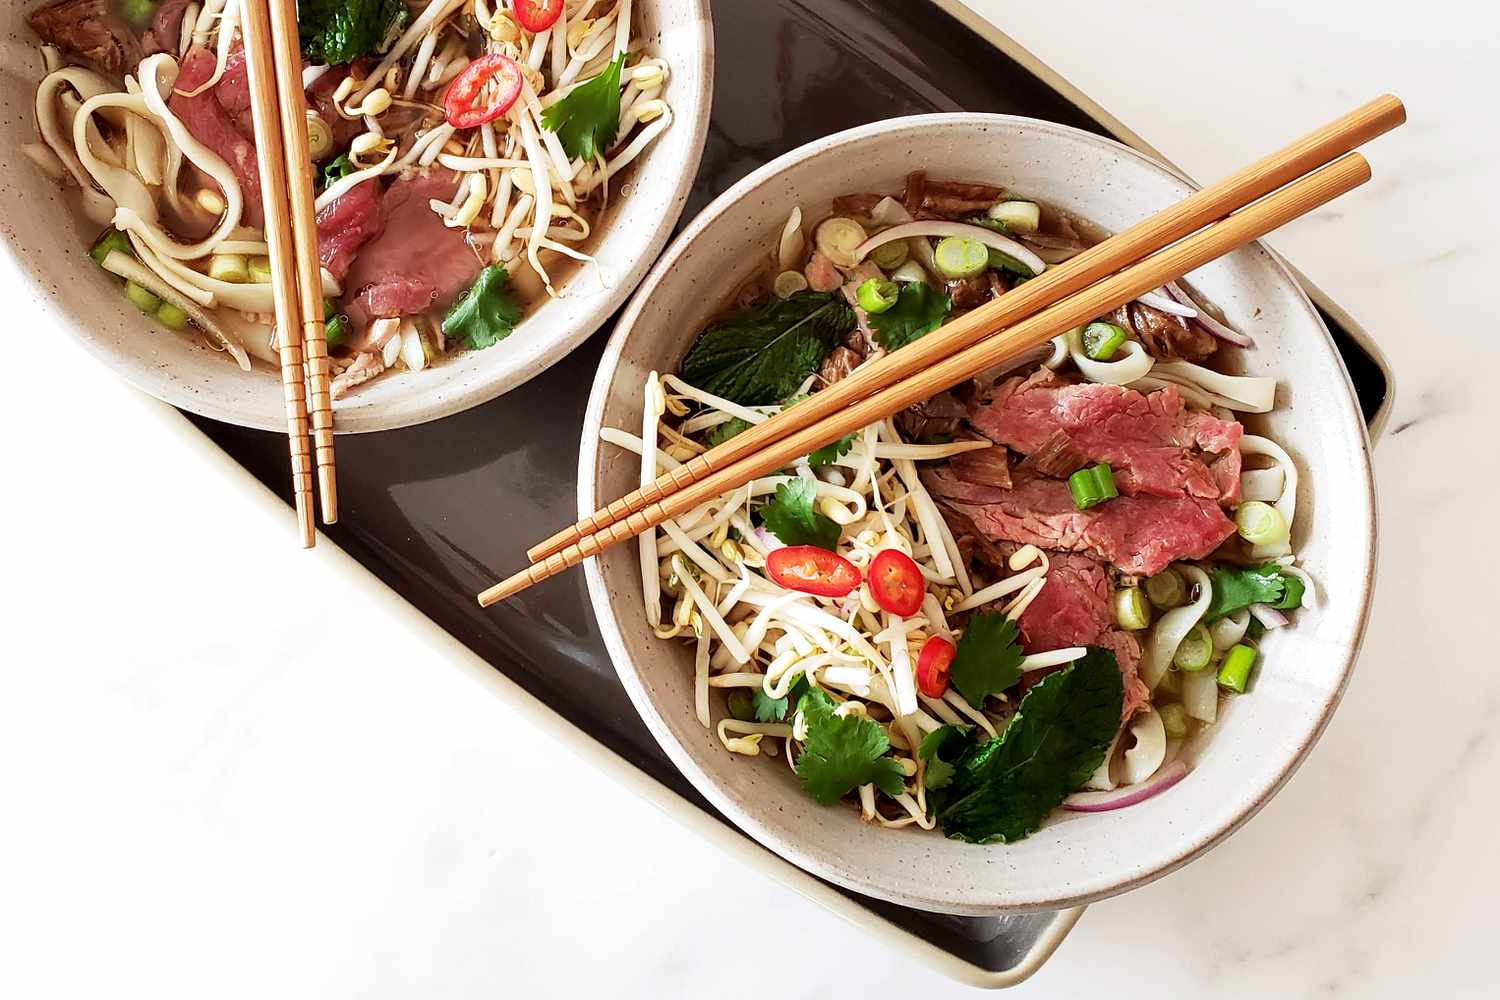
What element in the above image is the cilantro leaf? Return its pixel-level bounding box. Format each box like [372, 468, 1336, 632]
[681, 292, 855, 406]
[808, 432, 856, 467]
[299, 0, 407, 66]
[759, 479, 842, 550]
[949, 613, 1024, 707]
[868, 281, 951, 350]
[442, 265, 523, 350]
[917, 724, 972, 792]
[1204, 563, 1302, 621]
[794, 689, 906, 805]
[934, 649, 1124, 843]
[541, 53, 626, 161]
[963, 215, 1012, 234]
[753, 672, 808, 723]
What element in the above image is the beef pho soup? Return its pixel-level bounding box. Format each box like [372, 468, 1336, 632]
[23, 0, 673, 398]
[608, 172, 1307, 843]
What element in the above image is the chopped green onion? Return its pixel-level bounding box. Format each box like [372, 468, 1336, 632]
[726, 689, 756, 722]
[121, 0, 157, 29]
[90, 227, 133, 267]
[1158, 702, 1190, 739]
[986, 200, 1041, 233]
[1217, 643, 1257, 693]
[155, 302, 189, 330]
[1145, 568, 1187, 610]
[1235, 501, 1289, 546]
[323, 299, 348, 347]
[305, 112, 334, 161]
[1173, 623, 1213, 671]
[1068, 462, 1117, 510]
[124, 280, 161, 315]
[1114, 586, 1151, 630]
[933, 236, 989, 279]
[208, 253, 249, 284]
[1082, 320, 1128, 361]
[869, 237, 909, 270]
[248, 256, 274, 284]
[815, 216, 866, 268]
[987, 247, 1036, 278]
[856, 277, 899, 314]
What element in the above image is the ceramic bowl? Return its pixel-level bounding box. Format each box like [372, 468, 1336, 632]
[579, 114, 1376, 915]
[0, 1, 712, 433]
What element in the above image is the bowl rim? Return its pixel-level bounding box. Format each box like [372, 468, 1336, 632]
[579, 111, 1377, 914]
[0, 0, 714, 435]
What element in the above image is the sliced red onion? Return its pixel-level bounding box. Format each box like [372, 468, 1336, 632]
[1063, 760, 1189, 812]
[1248, 602, 1289, 629]
[1137, 288, 1197, 318]
[752, 526, 785, 553]
[1166, 280, 1253, 347]
[852, 221, 1047, 276]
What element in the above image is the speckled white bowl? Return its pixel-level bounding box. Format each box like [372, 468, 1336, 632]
[580, 114, 1376, 915]
[0, 2, 712, 432]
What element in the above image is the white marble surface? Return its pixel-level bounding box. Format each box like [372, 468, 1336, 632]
[2, 0, 1495, 995]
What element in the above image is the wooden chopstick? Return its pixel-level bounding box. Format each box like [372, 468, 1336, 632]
[478, 151, 1373, 606]
[264, 0, 338, 525]
[525, 95, 1405, 566]
[238, 0, 316, 546]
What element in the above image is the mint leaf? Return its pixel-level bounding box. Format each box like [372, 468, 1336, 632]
[869, 281, 951, 350]
[917, 724, 972, 792]
[299, 0, 407, 66]
[794, 689, 906, 805]
[706, 417, 752, 447]
[1204, 563, 1297, 621]
[949, 613, 1024, 707]
[541, 53, 625, 161]
[442, 265, 523, 350]
[759, 479, 841, 550]
[935, 649, 1124, 843]
[681, 292, 855, 405]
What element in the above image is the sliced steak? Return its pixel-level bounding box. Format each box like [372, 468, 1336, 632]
[948, 445, 1011, 490]
[1016, 428, 1089, 478]
[1113, 301, 1218, 362]
[895, 390, 967, 441]
[972, 375, 1243, 502]
[141, 0, 193, 56]
[818, 346, 862, 386]
[29, 0, 142, 75]
[923, 468, 1235, 577]
[831, 193, 887, 217]
[944, 274, 991, 310]
[316, 180, 383, 281]
[169, 47, 264, 227]
[1011, 551, 1148, 720]
[342, 168, 482, 327]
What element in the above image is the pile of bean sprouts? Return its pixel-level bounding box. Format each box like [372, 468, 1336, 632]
[24, 0, 671, 371]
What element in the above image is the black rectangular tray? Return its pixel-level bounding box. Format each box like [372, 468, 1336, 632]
[184, 0, 1390, 985]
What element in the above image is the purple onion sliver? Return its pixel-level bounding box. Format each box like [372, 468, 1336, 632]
[1063, 760, 1191, 812]
[1137, 288, 1197, 318]
[1249, 602, 1289, 629]
[1166, 280, 1253, 347]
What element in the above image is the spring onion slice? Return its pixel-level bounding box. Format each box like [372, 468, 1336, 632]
[101, 250, 250, 370]
[1143, 564, 1211, 689]
[852, 220, 1046, 277]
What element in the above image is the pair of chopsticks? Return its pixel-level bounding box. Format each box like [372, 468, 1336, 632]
[478, 95, 1406, 606]
[240, 0, 338, 547]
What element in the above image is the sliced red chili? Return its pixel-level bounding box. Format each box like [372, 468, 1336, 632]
[915, 636, 956, 699]
[868, 549, 925, 616]
[513, 0, 564, 32]
[443, 53, 523, 130]
[765, 545, 861, 598]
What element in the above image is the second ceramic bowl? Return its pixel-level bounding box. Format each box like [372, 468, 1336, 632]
[579, 113, 1376, 915]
